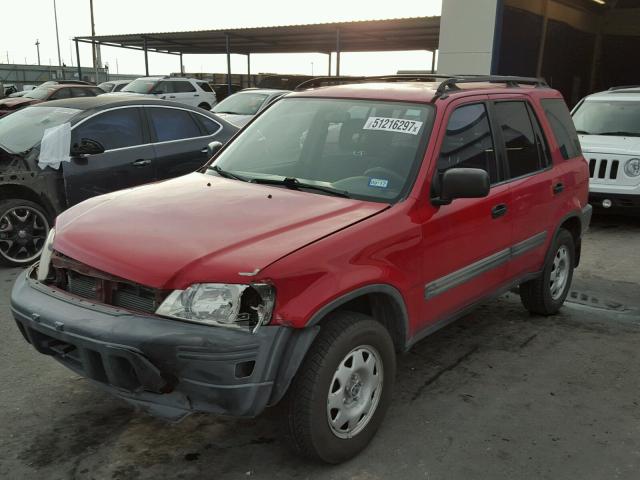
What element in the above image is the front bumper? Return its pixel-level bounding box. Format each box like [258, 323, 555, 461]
[11, 268, 318, 420]
[589, 192, 640, 213]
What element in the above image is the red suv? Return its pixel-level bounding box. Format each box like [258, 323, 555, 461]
[11, 76, 591, 463]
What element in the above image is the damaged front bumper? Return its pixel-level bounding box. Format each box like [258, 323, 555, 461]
[11, 268, 317, 420]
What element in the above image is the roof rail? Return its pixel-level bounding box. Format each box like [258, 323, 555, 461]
[432, 75, 547, 100]
[294, 74, 548, 98]
[608, 85, 640, 91]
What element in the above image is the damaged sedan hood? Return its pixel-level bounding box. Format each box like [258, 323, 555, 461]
[54, 173, 388, 289]
[0, 97, 37, 109]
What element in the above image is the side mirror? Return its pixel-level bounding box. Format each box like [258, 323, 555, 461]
[207, 140, 223, 158]
[70, 138, 105, 157]
[432, 168, 490, 206]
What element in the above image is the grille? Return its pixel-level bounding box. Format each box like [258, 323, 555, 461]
[48, 264, 163, 315]
[589, 158, 620, 180]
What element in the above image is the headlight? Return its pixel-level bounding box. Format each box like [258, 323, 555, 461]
[156, 283, 275, 333]
[36, 228, 55, 281]
[625, 158, 640, 177]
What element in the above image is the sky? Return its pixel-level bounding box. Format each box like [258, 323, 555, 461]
[0, 0, 441, 77]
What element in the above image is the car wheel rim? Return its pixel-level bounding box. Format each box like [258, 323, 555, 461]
[549, 245, 569, 300]
[0, 206, 49, 264]
[327, 345, 383, 439]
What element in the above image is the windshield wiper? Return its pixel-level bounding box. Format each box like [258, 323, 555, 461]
[213, 111, 240, 115]
[597, 131, 640, 137]
[250, 177, 351, 198]
[209, 164, 249, 182]
[575, 129, 591, 135]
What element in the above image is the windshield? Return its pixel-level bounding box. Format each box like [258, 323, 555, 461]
[213, 92, 269, 115]
[0, 106, 80, 153]
[121, 79, 157, 94]
[210, 97, 433, 203]
[24, 88, 53, 100]
[572, 99, 640, 136]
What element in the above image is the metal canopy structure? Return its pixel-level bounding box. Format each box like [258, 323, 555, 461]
[73, 16, 441, 92]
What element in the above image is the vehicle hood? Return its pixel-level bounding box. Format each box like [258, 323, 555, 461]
[214, 113, 254, 128]
[579, 134, 640, 156]
[0, 97, 37, 109]
[54, 173, 388, 289]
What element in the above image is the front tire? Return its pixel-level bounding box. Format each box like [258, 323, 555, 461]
[520, 228, 575, 315]
[284, 311, 396, 464]
[0, 199, 51, 267]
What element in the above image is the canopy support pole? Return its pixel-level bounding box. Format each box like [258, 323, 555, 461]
[335, 29, 341, 76]
[75, 39, 82, 80]
[225, 34, 232, 96]
[143, 37, 149, 76]
[247, 53, 251, 87]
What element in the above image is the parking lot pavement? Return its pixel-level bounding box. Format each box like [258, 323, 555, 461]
[0, 215, 638, 480]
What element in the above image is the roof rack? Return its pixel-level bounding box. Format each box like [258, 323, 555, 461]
[294, 74, 548, 99]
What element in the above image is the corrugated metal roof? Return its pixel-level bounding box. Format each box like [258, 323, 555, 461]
[75, 16, 440, 55]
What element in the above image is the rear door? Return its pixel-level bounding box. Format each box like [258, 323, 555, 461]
[145, 106, 222, 180]
[490, 97, 559, 279]
[171, 80, 198, 107]
[418, 97, 514, 328]
[63, 107, 156, 206]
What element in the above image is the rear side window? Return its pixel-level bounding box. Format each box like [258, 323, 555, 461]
[173, 81, 196, 93]
[494, 101, 544, 179]
[148, 108, 202, 142]
[438, 103, 499, 184]
[542, 98, 581, 159]
[197, 81, 213, 93]
[73, 108, 144, 150]
[71, 87, 93, 97]
[196, 115, 222, 135]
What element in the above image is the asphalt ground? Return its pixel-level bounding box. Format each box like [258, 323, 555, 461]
[0, 213, 638, 480]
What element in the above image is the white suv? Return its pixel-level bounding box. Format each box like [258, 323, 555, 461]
[572, 87, 640, 214]
[117, 76, 217, 110]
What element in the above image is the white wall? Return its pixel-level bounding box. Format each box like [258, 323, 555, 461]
[437, 0, 500, 75]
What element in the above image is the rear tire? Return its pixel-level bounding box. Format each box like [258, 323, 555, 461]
[284, 311, 396, 464]
[198, 102, 211, 110]
[0, 199, 51, 267]
[520, 228, 575, 315]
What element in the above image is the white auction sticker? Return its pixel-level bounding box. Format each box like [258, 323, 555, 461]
[363, 117, 423, 135]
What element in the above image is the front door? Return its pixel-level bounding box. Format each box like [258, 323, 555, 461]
[63, 107, 156, 206]
[418, 98, 513, 331]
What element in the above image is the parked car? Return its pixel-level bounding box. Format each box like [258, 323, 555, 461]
[572, 86, 640, 214]
[97, 80, 130, 93]
[2, 84, 18, 98]
[0, 84, 104, 118]
[41, 80, 93, 86]
[212, 88, 290, 127]
[116, 76, 217, 110]
[211, 83, 243, 102]
[11, 76, 590, 463]
[0, 95, 237, 266]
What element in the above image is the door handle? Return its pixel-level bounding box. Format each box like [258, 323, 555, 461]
[168, 95, 176, 99]
[194, 94, 200, 97]
[491, 203, 508, 219]
[132, 159, 152, 167]
[553, 182, 564, 194]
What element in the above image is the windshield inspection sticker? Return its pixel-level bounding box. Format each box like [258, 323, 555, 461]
[363, 117, 423, 135]
[369, 178, 389, 189]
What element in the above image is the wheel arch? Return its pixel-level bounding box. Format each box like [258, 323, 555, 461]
[550, 212, 583, 267]
[0, 184, 56, 219]
[306, 284, 410, 353]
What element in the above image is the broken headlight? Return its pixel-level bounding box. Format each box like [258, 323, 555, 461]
[36, 228, 56, 282]
[155, 283, 275, 333]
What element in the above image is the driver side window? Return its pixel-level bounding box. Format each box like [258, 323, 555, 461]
[438, 103, 499, 184]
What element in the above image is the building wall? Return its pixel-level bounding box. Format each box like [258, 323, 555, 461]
[437, 0, 500, 75]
